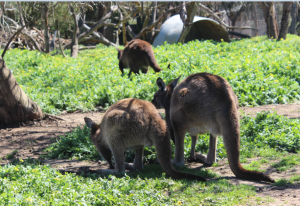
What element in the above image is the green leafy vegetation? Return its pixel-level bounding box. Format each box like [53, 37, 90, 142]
[0, 160, 257, 205]
[273, 175, 300, 186]
[3, 35, 300, 114]
[45, 126, 101, 160]
[271, 154, 300, 171]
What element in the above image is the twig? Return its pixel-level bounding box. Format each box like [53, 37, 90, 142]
[43, 113, 67, 121]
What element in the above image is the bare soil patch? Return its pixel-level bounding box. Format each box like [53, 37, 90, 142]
[1, 104, 300, 205]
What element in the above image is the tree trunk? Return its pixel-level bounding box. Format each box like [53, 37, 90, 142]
[17, 2, 25, 28]
[177, 2, 197, 44]
[278, 2, 292, 40]
[166, 3, 173, 19]
[288, 2, 298, 34]
[97, 2, 106, 34]
[1, 2, 5, 16]
[70, 4, 79, 58]
[43, 3, 50, 53]
[142, 4, 151, 41]
[253, 3, 259, 36]
[151, 2, 157, 38]
[156, 4, 165, 30]
[56, 20, 66, 57]
[0, 57, 43, 125]
[258, 2, 279, 39]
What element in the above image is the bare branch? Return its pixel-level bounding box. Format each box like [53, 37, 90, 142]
[2, 25, 26, 58]
[2, 15, 42, 52]
[126, 25, 136, 39]
[178, 2, 197, 44]
[80, 24, 117, 48]
[21, 31, 42, 52]
[64, 5, 118, 49]
[198, 2, 258, 31]
[134, 5, 181, 39]
[77, 5, 118, 41]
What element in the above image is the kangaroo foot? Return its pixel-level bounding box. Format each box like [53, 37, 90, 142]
[125, 162, 135, 170]
[125, 162, 143, 171]
[195, 153, 214, 166]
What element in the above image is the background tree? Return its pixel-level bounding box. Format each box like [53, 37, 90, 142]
[258, 2, 279, 39]
[0, 31, 43, 125]
[288, 2, 298, 34]
[278, 2, 292, 40]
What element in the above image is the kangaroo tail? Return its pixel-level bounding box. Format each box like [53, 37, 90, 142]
[147, 50, 162, 73]
[154, 130, 206, 181]
[221, 111, 274, 183]
[225, 137, 274, 182]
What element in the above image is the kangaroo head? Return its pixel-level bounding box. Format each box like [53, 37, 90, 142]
[152, 76, 181, 110]
[84, 117, 100, 145]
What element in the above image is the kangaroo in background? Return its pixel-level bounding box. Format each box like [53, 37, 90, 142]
[152, 73, 274, 183]
[117, 39, 162, 77]
[84, 98, 206, 181]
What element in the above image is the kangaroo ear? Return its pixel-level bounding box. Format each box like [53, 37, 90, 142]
[169, 75, 181, 89]
[84, 117, 95, 129]
[117, 49, 121, 59]
[156, 77, 166, 91]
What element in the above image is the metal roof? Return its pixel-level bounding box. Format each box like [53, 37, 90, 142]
[153, 14, 229, 47]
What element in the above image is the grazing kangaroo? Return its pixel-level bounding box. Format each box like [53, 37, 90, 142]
[117, 39, 162, 77]
[152, 73, 274, 183]
[84, 98, 206, 181]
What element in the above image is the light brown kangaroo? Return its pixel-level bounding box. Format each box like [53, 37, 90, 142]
[84, 98, 206, 181]
[117, 39, 162, 77]
[152, 73, 274, 183]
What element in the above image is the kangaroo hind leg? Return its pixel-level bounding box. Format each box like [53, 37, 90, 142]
[125, 146, 144, 171]
[189, 135, 198, 162]
[191, 134, 217, 165]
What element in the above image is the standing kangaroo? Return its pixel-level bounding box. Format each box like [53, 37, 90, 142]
[84, 98, 206, 181]
[117, 39, 162, 77]
[152, 73, 274, 183]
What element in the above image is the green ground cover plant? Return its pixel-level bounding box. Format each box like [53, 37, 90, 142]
[0, 159, 258, 206]
[2, 35, 300, 114]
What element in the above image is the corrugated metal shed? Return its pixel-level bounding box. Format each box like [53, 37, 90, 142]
[153, 14, 230, 47]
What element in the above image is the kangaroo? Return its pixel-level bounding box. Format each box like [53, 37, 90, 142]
[152, 73, 274, 183]
[84, 98, 206, 181]
[117, 39, 162, 77]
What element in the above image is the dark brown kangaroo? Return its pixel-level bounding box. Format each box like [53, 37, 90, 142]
[152, 73, 274, 183]
[84, 98, 206, 181]
[117, 39, 162, 77]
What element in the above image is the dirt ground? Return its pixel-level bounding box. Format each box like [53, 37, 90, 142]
[1, 104, 300, 205]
